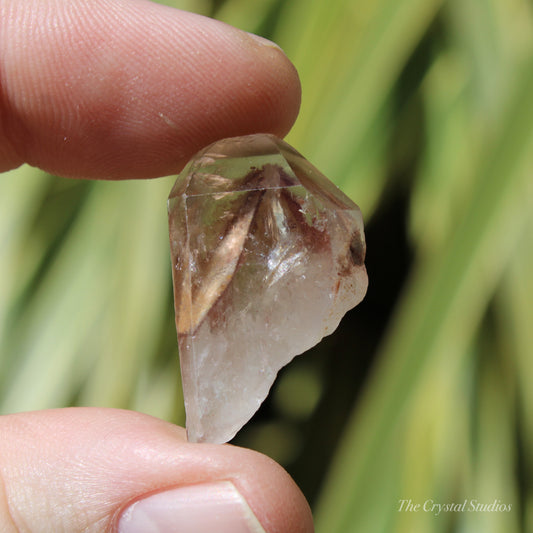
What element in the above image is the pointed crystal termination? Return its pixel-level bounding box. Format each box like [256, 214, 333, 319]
[168, 134, 368, 443]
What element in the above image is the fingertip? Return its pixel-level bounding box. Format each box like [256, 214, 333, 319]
[0, 408, 313, 533]
[0, 0, 301, 179]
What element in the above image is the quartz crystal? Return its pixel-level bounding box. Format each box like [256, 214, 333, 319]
[168, 134, 368, 443]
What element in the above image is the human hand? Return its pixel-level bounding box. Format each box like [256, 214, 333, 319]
[0, 409, 313, 532]
[0, 0, 300, 179]
[0, 1, 309, 531]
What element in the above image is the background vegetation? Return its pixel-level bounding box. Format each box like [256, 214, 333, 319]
[1, 0, 532, 532]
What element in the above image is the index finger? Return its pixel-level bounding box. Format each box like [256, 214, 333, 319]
[0, 0, 301, 179]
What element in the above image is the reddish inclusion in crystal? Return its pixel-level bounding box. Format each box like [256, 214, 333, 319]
[168, 134, 368, 443]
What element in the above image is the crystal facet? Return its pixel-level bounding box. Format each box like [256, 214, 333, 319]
[168, 134, 368, 443]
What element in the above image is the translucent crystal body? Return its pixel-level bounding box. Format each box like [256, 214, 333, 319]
[168, 134, 368, 443]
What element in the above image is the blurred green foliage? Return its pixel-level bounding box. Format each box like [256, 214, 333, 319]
[1, 0, 532, 532]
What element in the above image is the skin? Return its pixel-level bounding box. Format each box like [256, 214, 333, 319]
[0, 1, 311, 531]
[0, 0, 300, 178]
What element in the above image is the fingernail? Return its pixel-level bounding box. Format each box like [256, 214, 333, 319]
[118, 481, 266, 533]
[246, 32, 284, 52]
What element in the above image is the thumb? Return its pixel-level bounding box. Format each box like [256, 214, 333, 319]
[0, 408, 314, 533]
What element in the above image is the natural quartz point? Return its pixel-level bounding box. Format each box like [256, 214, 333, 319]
[168, 133, 368, 444]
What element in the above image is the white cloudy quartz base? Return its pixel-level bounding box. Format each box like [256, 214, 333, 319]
[168, 134, 368, 443]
